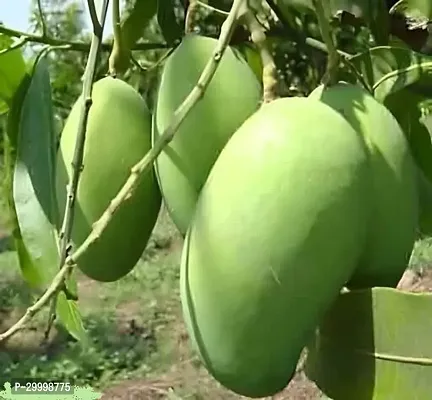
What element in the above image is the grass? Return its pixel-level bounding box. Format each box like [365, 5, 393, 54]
[0, 207, 432, 399]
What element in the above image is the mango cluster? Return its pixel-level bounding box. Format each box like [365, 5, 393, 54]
[55, 33, 420, 398]
[155, 36, 419, 397]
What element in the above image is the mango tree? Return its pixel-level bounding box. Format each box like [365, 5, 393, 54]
[0, 0, 431, 398]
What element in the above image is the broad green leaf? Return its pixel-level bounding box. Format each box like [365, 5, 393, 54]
[121, 0, 158, 50]
[349, 46, 432, 102]
[305, 287, 432, 400]
[276, 0, 389, 44]
[384, 82, 432, 182]
[0, 33, 27, 115]
[157, 0, 183, 45]
[13, 54, 59, 289]
[4, 74, 46, 288]
[391, 0, 432, 22]
[56, 290, 88, 344]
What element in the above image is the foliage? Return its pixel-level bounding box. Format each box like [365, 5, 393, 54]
[0, 0, 431, 398]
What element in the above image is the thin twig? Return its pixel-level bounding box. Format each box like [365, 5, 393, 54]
[242, 9, 279, 103]
[0, 0, 247, 343]
[0, 25, 168, 52]
[0, 264, 73, 342]
[87, 0, 103, 35]
[196, 1, 229, 16]
[36, 0, 48, 37]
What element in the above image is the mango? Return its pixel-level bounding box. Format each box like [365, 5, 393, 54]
[180, 97, 371, 397]
[56, 77, 161, 282]
[152, 34, 262, 235]
[309, 82, 419, 289]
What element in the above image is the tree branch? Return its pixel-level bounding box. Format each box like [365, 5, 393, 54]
[0, 24, 168, 52]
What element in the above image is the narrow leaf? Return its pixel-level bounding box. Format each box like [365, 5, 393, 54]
[349, 46, 432, 101]
[56, 290, 88, 345]
[157, 0, 183, 45]
[306, 287, 432, 400]
[4, 74, 46, 288]
[121, 0, 158, 50]
[0, 33, 27, 115]
[12, 54, 59, 289]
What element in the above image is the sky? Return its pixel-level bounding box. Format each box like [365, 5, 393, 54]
[2, 0, 114, 39]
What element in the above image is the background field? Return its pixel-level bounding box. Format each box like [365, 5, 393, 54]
[1, 201, 432, 400]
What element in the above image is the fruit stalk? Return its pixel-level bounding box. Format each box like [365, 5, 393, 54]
[242, 9, 279, 103]
[0, 0, 247, 343]
[312, 0, 339, 86]
[108, 0, 130, 76]
[185, 0, 199, 34]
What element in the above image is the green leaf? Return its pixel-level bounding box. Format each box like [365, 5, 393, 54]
[121, 0, 158, 50]
[4, 74, 46, 288]
[56, 290, 88, 344]
[391, 0, 432, 22]
[349, 46, 432, 102]
[0, 33, 27, 115]
[157, 0, 183, 45]
[384, 82, 432, 182]
[305, 287, 432, 400]
[12, 54, 60, 289]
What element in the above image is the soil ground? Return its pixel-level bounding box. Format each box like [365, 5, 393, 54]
[1, 208, 432, 400]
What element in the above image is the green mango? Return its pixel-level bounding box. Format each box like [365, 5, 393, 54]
[180, 97, 371, 398]
[56, 77, 161, 282]
[309, 82, 419, 289]
[152, 34, 262, 235]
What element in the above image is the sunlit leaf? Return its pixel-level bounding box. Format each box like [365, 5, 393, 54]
[0, 33, 27, 115]
[306, 287, 432, 400]
[56, 290, 89, 344]
[349, 46, 432, 101]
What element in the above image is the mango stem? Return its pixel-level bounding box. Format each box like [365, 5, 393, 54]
[108, 0, 130, 76]
[312, 0, 339, 87]
[242, 9, 279, 103]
